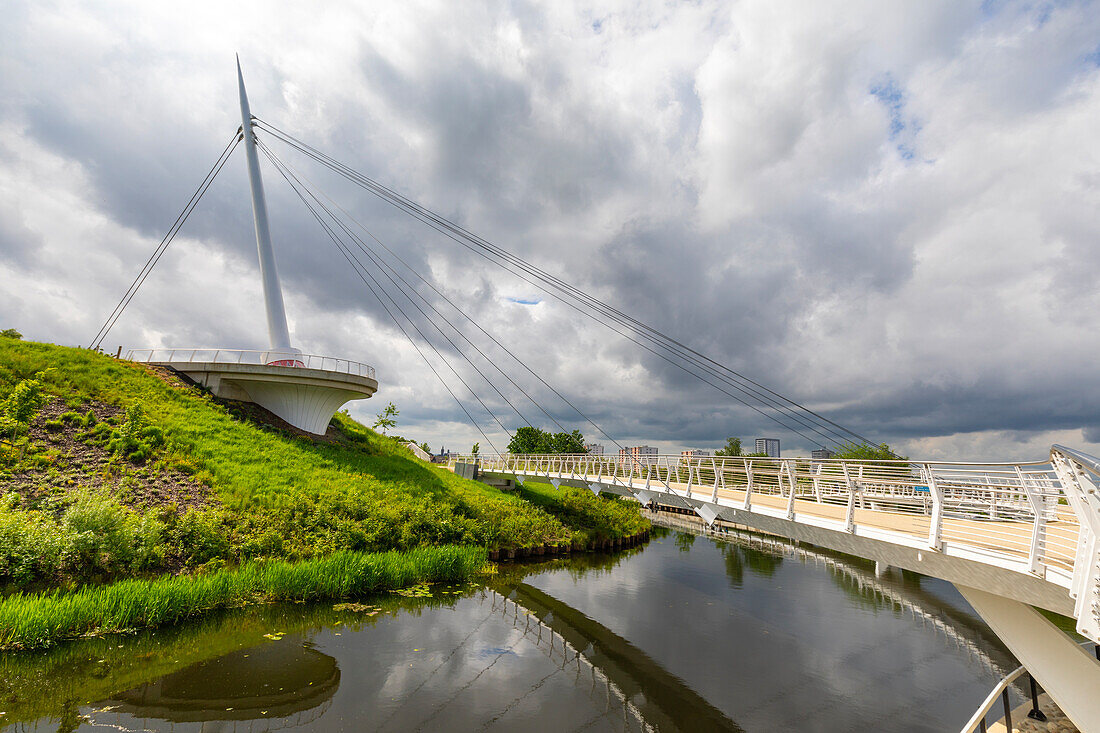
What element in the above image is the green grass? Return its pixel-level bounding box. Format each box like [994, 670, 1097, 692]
[0, 340, 571, 578]
[0, 544, 486, 650]
[0, 338, 646, 648]
[517, 481, 650, 546]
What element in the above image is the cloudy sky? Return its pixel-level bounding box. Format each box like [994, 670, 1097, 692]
[2, 0, 1099, 461]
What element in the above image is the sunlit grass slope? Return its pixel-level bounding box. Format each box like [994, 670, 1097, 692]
[0, 339, 567, 577]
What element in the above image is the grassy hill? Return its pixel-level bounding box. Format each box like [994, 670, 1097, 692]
[0, 336, 647, 648]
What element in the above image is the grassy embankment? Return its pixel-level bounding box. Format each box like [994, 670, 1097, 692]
[0, 338, 647, 648]
[513, 481, 650, 551]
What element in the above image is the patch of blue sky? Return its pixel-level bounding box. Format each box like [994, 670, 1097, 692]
[979, 0, 1004, 17]
[505, 296, 542, 306]
[1086, 42, 1100, 67]
[870, 74, 921, 162]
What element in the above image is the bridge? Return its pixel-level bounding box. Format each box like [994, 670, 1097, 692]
[457, 445, 1100, 730]
[92, 60, 1100, 732]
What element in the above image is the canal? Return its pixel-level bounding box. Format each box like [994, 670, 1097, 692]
[0, 523, 1021, 732]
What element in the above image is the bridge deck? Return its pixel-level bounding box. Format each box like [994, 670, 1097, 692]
[664, 480, 1079, 574]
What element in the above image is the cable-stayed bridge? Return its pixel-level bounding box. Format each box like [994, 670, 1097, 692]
[95, 61, 1100, 731]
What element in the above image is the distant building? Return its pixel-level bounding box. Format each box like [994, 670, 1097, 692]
[585, 443, 605, 456]
[619, 445, 658, 466]
[681, 449, 711, 460]
[755, 438, 780, 458]
[812, 448, 835, 460]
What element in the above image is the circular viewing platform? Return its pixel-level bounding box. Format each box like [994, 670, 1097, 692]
[127, 348, 378, 435]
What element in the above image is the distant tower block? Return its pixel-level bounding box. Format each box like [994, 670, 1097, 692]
[128, 59, 377, 434]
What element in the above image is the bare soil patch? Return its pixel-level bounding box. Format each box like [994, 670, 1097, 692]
[6, 397, 218, 517]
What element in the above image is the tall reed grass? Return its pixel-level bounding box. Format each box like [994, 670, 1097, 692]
[0, 545, 486, 650]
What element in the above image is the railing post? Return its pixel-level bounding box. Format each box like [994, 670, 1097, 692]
[1027, 674, 1047, 721]
[843, 462, 856, 533]
[743, 459, 753, 511]
[926, 464, 944, 551]
[784, 460, 796, 520]
[1015, 465, 1047, 575]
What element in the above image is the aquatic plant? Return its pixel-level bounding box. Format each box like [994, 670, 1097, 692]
[0, 545, 487, 650]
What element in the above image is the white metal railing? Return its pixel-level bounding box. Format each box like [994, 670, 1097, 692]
[959, 639, 1098, 732]
[125, 347, 376, 379]
[450, 449, 1098, 598]
[959, 663, 1028, 733]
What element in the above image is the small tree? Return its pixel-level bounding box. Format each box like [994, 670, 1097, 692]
[420, 442, 431, 455]
[715, 437, 742, 457]
[372, 402, 398, 435]
[0, 328, 22, 340]
[1, 372, 47, 443]
[471, 442, 480, 456]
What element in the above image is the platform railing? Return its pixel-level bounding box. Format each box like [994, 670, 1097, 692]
[451, 451, 1084, 588]
[126, 347, 376, 379]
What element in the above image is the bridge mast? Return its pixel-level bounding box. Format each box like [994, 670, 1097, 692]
[236, 56, 293, 352]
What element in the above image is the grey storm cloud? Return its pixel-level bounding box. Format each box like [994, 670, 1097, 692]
[1, 0, 1100, 461]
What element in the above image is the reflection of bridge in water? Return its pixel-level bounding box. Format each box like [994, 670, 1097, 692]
[485, 518, 1062, 733]
[483, 584, 743, 733]
[650, 511, 1020, 681]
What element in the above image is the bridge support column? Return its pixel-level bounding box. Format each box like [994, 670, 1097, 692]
[955, 584, 1100, 732]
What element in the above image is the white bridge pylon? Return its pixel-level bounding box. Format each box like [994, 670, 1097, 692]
[458, 445, 1100, 731]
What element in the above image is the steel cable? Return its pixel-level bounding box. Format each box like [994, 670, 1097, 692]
[90, 129, 242, 350]
[253, 119, 871, 449]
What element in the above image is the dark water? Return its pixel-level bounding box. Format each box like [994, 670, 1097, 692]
[0, 525, 1021, 732]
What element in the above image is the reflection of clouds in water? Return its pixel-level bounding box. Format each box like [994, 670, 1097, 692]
[528, 524, 1015, 732]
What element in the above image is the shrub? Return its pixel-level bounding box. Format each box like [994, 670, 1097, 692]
[0, 495, 61, 584]
[173, 510, 229, 566]
[60, 494, 137, 573]
[106, 403, 164, 463]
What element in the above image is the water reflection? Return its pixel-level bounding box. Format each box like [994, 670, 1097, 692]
[719, 541, 783, 588]
[0, 525, 1027, 733]
[493, 582, 743, 732]
[105, 640, 339, 723]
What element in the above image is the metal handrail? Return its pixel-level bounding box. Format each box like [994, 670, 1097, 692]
[959, 664, 1026, 733]
[1052, 444, 1100, 476]
[125, 347, 376, 379]
[450, 450, 1084, 587]
[959, 640, 1097, 732]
